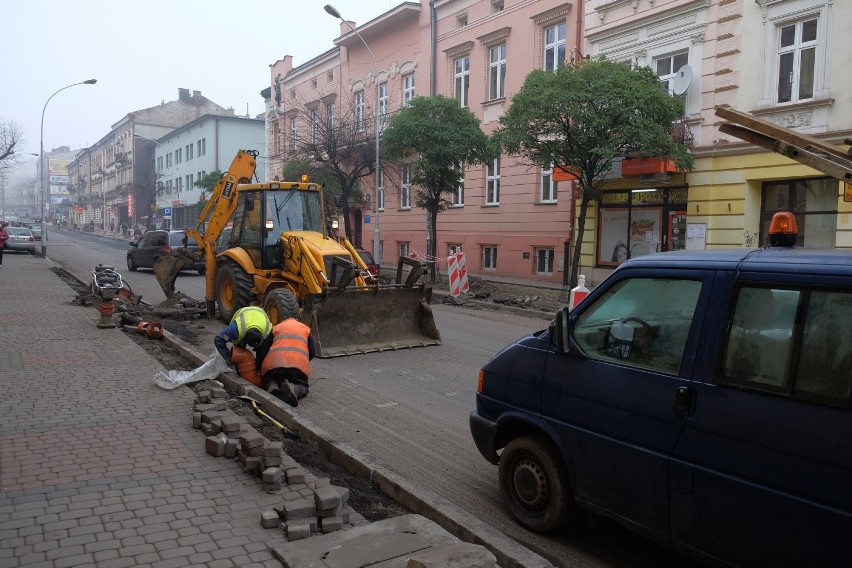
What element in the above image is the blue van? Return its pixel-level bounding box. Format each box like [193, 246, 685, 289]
[470, 214, 852, 567]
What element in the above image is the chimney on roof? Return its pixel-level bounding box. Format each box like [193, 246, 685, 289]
[193, 90, 201, 98]
[178, 88, 190, 101]
[341, 20, 356, 36]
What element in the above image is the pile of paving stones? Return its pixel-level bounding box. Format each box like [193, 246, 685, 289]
[192, 388, 366, 541]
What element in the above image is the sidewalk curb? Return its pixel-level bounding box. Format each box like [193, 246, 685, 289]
[162, 329, 554, 568]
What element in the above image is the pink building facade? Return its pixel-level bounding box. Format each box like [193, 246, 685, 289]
[267, 0, 851, 287]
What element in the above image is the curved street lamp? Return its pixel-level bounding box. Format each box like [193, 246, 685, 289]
[324, 4, 382, 264]
[39, 79, 97, 257]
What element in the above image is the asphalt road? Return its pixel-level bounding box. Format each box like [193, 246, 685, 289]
[44, 227, 702, 568]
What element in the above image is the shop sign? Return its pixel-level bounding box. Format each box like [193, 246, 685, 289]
[601, 192, 628, 205]
[845, 183, 852, 203]
[171, 199, 185, 206]
[553, 167, 579, 182]
[622, 157, 678, 176]
[128, 194, 134, 217]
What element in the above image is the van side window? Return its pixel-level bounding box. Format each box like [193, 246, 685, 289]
[573, 277, 702, 374]
[722, 286, 852, 407]
[723, 288, 798, 390]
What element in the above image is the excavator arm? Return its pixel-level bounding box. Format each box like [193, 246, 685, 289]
[153, 150, 258, 307]
[716, 107, 852, 183]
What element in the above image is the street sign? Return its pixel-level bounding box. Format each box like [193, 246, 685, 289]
[365, 215, 371, 223]
[163, 207, 172, 219]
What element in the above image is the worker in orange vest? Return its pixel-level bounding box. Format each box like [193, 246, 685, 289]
[256, 311, 315, 407]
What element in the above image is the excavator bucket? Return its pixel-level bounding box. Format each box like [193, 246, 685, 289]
[302, 285, 441, 358]
[153, 248, 201, 299]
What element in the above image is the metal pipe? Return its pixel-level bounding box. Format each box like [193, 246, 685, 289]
[324, 4, 382, 264]
[39, 79, 97, 256]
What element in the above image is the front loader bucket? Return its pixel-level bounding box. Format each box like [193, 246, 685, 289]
[302, 285, 441, 358]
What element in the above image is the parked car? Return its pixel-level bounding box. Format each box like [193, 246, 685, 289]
[470, 211, 852, 568]
[5, 227, 36, 253]
[24, 222, 42, 240]
[355, 247, 379, 278]
[127, 230, 204, 274]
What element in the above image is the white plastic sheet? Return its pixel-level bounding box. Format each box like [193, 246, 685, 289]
[153, 352, 230, 390]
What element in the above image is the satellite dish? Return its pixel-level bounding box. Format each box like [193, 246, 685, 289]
[672, 65, 693, 95]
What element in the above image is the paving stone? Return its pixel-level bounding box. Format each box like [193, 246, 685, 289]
[261, 455, 283, 468]
[224, 439, 238, 459]
[285, 468, 306, 485]
[262, 442, 283, 457]
[221, 416, 241, 434]
[321, 516, 343, 533]
[260, 511, 279, 529]
[239, 432, 264, 450]
[210, 388, 228, 399]
[261, 468, 282, 484]
[192, 412, 202, 429]
[285, 522, 312, 541]
[279, 498, 316, 521]
[314, 485, 343, 510]
[205, 436, 226, 457]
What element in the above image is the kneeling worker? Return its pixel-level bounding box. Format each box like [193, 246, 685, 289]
[256, 309, 315, 407]
[214, 306, 273, 367]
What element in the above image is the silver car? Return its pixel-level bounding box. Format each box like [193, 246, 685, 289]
[5, 227, 36, 253]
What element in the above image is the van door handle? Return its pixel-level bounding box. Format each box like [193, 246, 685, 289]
[673, 386, 691, 418]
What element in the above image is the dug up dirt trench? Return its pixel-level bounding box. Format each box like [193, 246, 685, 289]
[54, 266, 566, 523]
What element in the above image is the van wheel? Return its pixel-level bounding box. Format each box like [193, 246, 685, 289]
[216, 261, 253, 323]
[499, 435, 577, 533]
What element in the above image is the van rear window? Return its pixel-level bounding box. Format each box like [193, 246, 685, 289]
[721, 286, 852, 407]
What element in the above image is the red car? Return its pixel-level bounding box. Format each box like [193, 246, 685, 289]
[356, 248, 380, 278]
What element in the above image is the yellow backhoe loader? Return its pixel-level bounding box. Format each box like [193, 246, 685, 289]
[153, 149, 440, 357]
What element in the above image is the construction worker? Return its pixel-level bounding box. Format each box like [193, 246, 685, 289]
[255, 309, 315, 407]
[214, 306, 273, 366]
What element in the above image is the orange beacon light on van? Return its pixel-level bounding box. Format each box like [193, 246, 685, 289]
[768, 211, 798, 247]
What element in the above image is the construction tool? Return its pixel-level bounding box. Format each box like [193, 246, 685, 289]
[237, 396, 299, 440]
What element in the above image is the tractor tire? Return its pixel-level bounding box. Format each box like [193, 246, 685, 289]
[499, 435, 578, 533]
[263, 288, 299, 325]
[216, 260, 254, 323]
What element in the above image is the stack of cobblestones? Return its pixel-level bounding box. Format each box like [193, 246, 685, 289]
[192, 389, 366, 541]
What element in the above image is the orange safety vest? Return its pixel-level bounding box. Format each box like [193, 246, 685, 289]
[261, 318, 311, 379]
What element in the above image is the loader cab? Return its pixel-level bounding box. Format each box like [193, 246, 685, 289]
[229, 183, 325, 270]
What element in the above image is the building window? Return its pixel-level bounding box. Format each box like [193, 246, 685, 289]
[490, 0, 504, 14]
[310, 108, 319, 144]
[186, 144, 194, 161]
[326, 103, 335, 131]
[544, 22, 566, 72]
[355, 90, 365, 132]
[456, 13, 467, 28]
[399, 242, 410, 258]
[175, 148, 183, 164]
[176, 177, 183, 192]
[760, 177, 836, 248]
[655, 51, 689, 109]
[535, 248, 555, 275]
[451, 162, 464, 207]
[403, 73, 416, 106]
[311, 78, 317, 89]
[401, 165, 411, 209]
[486, 158, 500, 205]
[483, 246, 497, 270]
[777, 18, 817, 103]
[166, 153, 173, 168]
[489, 44, 507, 100]
[454, 56, 470, 108]
[377, 167, 385, 211]
[185, 174, 193, 191]
[541, 163, 557, 203]
[197, 139, 206, 157]
[378, 82, 389, 131]
[327, 70, 334, 83]
[157, 156, 163, 171]
[289, 116, 297, 151]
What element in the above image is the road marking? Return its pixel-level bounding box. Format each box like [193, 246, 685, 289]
[375, 402, 398, 408]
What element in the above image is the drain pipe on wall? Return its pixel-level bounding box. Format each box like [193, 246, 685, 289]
[430, 0, 436, 96]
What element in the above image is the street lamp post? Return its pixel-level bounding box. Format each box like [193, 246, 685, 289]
[39, 79, 97, 257]
[324, 4, 382, 264]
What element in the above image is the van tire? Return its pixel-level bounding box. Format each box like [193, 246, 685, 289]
[499, 435, 576, 533]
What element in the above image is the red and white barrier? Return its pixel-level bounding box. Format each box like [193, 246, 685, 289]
[448, 251, 470, 297]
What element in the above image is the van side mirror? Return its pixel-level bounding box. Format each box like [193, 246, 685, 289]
[550, 308, 571, 353]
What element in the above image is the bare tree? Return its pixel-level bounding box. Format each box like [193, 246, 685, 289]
[281, 90, 387, 241]
[0, 120, 25, 172]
